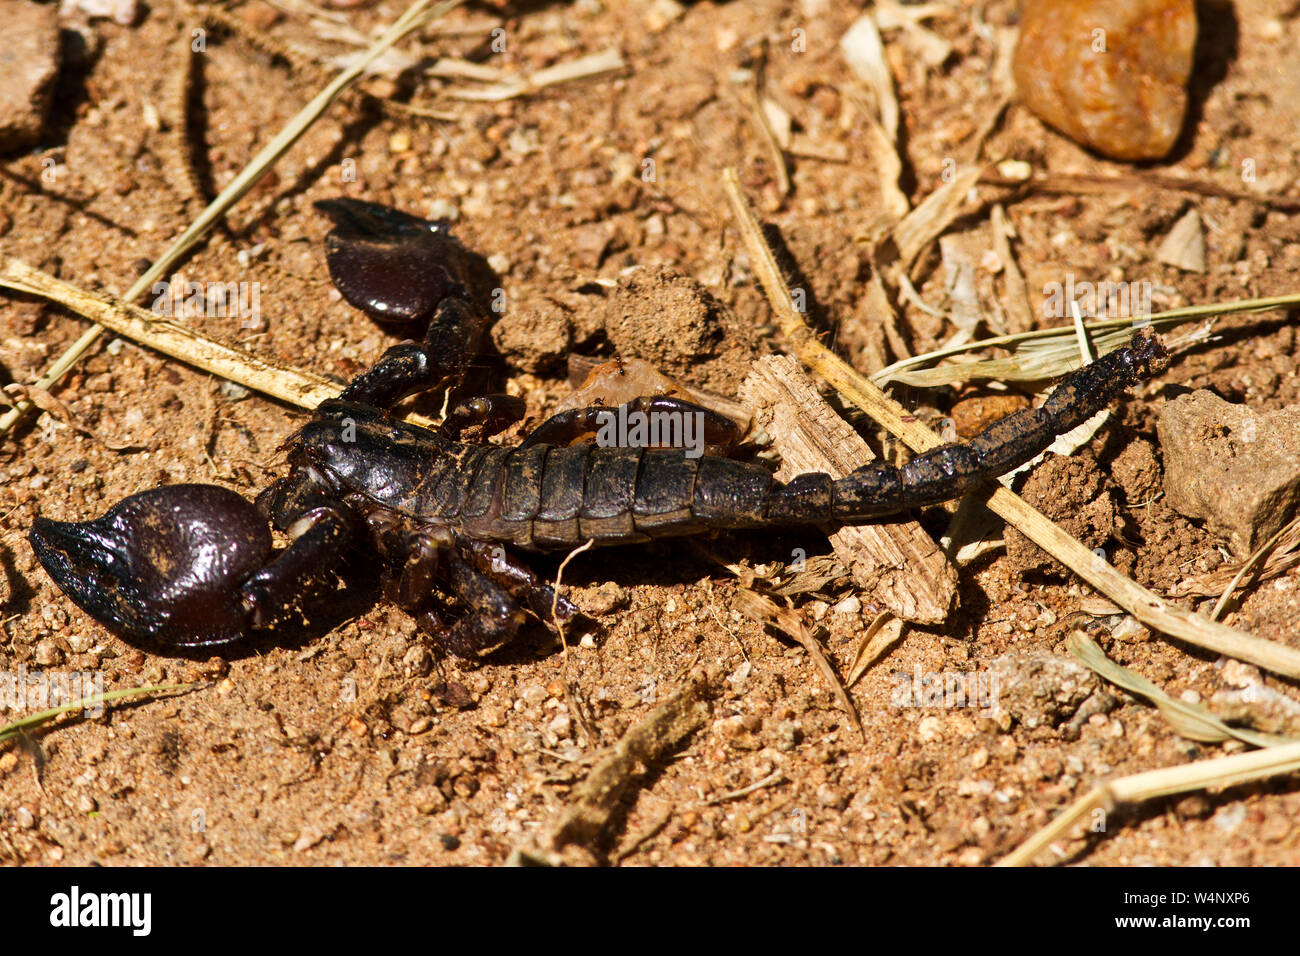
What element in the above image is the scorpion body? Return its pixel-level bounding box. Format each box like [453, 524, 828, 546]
[30, 199, 1169, 658]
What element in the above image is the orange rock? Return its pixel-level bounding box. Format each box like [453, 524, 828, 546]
[1013, 0, 1197, 161]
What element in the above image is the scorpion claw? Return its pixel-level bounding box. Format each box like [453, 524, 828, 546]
[316, 197, 462, 325]
[29, 485, 273, 648]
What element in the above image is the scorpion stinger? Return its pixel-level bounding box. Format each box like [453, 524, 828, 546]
[31, 199, 1170, 659]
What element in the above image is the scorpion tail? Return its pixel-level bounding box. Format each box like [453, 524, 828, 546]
[30, 485, 274, 649]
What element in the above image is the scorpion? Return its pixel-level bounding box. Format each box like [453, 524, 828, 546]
[29, 199, 1170, 658]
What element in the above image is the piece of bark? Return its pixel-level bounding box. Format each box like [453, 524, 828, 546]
[740, 355, 957, 624]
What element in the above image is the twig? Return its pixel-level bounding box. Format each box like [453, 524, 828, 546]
[545, 670, 714, 852]
[551, 539, 598, 746]
[703, 770, 787, 806]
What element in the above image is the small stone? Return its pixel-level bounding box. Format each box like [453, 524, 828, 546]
[1155, 208, 1206, 273]
[407, 717, 433, 735]
[1158, 390, 1300, 557]
[77, 794, 98, 814]
[0, 2, 61, 152]
[13, 806, 36, 829]
[830, 595, 861, 616]
[238, 1, 282, 30]
[426, 198, 459, 222]
[574, 582, 629, 616]
[34, 639, 64, 667]
[1013, 0, 1196, 161]
[917, 715, 943, 742]
[519, 684, 548, 707]
[950, 393, 1030, 439]
[401, 645, 432, 678]
[489, 296, 570, 374]
[293, 827, 325, 852]
[62, 0, 140, 26]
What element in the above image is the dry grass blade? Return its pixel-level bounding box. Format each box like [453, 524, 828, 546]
[846, 611, 904, 688]
[1068, 630, 1292, 748]
[0, 0, 465, 441]
[1210, 515, 1300, 620]
[887, 165, 985, 272]
[0, 683, 196, 744]
[443, 48, 625, 101]
[1172, 518, 1300, 600]
[0, 259, 364, 414]
[989, 203, 1033, 334]
[998, 739, 1300, 866]
[721, 167, 1300, 681]
[732, 588, 862, 740]
[872, 293, 1300, 387]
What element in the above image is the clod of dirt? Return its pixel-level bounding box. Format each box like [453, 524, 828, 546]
[1005, 455, 1116, 576]
[950, 393, 1030, 439]
[0, 1, 61, 153]
[604, 266, 758, 394]
[1012, 0, 1196, 161]
[987, 651, 1099, 732]
[489, 295, 573, 374]
[1109, 438, 1162, 503]
[1158, 389, 1300, 558]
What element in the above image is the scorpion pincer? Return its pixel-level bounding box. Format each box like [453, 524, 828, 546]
[29, 199, 1170, 658]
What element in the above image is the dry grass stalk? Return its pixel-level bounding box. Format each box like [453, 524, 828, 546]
[731, 589, 862, 740]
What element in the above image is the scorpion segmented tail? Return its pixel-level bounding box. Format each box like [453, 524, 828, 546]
[764, 329, 1170, 523]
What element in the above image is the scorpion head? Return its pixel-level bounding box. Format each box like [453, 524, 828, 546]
[29, 484, 273, 648]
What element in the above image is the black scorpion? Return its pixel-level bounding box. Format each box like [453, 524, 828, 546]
[29, 199, 1170, 658]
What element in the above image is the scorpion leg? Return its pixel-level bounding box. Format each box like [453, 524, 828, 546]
[29, 484, 354, 648]
[463, 540, 580, 626]
[441, 394, 527, 439]
[439, 552, 528, 657]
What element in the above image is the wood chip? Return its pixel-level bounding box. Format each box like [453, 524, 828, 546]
[740, 355, 958, 625]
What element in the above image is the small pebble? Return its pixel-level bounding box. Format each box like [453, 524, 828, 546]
[1013, 0, 1196, 160]
[0, 1, 61, 152]
[917, 715, 943, 742]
